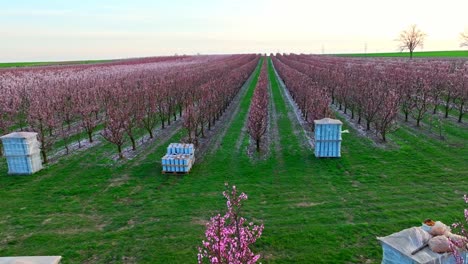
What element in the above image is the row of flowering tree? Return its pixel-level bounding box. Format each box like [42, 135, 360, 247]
[248, 59, 268, 152]
[271, 55, 331, 130]
[277, 54, 467, 141]
[0, 55, 259, 161]
[182, 56, 260, 142]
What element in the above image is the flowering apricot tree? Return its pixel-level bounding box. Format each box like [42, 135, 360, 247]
[248, 61, 268, 151]
[198, 184, 264, 264]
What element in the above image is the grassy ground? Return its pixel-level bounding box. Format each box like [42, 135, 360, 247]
[0, 60, 113, 68]
[0, 57, 467, 263]
[336, 50, 468, 58]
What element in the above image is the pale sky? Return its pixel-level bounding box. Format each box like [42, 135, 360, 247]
[1, 0, 467, 62]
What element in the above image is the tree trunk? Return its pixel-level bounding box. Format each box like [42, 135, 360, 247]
[256, 139, 260, 152]
[410, 50, 413, 59]
[416, 118, 421, 127]
[148, 129, 154, 139]
[41, 149, 48, 164]
[444, 96, 451, 118]
[88, 131, 93, 143]
[130, 136, 136, 151]
[117, 145, 124, 159]
[405, 112, 409, 122]
[366, 120, 371, 130]
[458, 101, 464, 123]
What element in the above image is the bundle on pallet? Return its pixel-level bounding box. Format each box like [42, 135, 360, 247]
[0, 132, 43, 175]
[166, 143, 195, 155]
[314, 118, 343, 158]
[162, 143, 195, 174]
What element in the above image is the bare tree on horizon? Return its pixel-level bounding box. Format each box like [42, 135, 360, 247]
[461, 32, 468, 47]
[397, 24, 426, 59]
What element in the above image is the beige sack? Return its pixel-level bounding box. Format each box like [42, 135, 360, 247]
[429, 221, 451, 236]
[428, 236, 451, 253]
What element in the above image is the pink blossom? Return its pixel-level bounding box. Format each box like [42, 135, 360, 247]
[449, 194, 468, 264]
[198, 184, 264, 264]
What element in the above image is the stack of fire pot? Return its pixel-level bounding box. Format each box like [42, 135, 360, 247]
[0, 132, 43, 175]
[161, 143, 195, 174]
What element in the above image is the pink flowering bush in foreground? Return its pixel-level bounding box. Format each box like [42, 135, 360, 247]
[198, 184, 264, 264]
[449, 195, 468, 264]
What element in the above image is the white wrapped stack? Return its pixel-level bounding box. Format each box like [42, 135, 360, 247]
[162, 143, 195, 173]
[1, 132, 43, 175]
[314, 118, 343, 158]
[166, 143, 195, 155]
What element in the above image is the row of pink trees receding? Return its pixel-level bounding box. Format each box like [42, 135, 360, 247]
[0, 55, 259, 161]
[271, 56, 331, 127]
[276, 54, 467, 141]
[248, 60, 269, 152]
[182, 56, 260, 142]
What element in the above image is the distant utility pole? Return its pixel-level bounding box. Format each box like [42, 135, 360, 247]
[364, 43, 368, 54]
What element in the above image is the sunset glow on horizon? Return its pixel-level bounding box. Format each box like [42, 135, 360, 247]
[1, 0, 467, 62]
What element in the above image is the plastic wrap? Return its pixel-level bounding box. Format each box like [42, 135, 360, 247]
[378, 227, 467, 264]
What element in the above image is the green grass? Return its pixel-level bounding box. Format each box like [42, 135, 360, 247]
[336, 50, 468, 58]
[0, 60, 114, 68]
[0, 57, 467, 263]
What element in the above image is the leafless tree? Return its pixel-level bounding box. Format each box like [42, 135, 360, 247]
[461, 32, 468, 48]
[397, 25, 426, 59]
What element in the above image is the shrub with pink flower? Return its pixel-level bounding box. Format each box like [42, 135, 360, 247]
[198, 184, 264, 264]
[449, 195, 468, 263]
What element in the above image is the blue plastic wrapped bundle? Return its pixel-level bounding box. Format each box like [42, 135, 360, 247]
[166, 143, 195, 155]
[5, 155, 42, 175]
[175, 156, 180, 172]
[162, 144, 196, 173]
[171, 156, 176, 172]
[168, 156, 172, 171]
[1, 132, 43, 175]
[162, 155, 166, 171]
[314, 118, 343, 158]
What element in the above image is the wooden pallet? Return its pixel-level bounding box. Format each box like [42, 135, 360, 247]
[162, 170, 190, 175]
